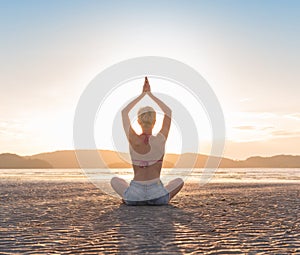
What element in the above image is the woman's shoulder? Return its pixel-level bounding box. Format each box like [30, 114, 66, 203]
[152, 133, 166, 142]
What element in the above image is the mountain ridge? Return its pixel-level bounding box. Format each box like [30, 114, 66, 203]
[0, 153, 53, 168]
[1, 150, 300, 168]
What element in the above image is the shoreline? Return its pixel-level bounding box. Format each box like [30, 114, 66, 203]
[1, 176, 300, 184]
[1, 168, 299, 184]
[1, 180, 299, 254]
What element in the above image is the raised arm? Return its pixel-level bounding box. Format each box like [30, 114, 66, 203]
[147, 91, 172, 139]
[122, 92, 146, 141]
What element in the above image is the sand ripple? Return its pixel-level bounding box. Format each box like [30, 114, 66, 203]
[1, 180, 300, 254]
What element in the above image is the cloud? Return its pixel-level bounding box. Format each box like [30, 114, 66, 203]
[257, 112, 279, 119]
[234, 125, 274, 131]
[284, 113, 300, 121]
[260, 126, 274, 130]
[234, 125, 256, 130]
[239, 97, 254, 103]
[0, 119, 29, 138]
[271, 130, 300, 137]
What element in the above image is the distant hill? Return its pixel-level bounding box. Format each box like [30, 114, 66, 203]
[0, 153, 52, 168]
[235, 155, 300, 168]
[26, 150, 130, 168]
[1, 150, 300, 168]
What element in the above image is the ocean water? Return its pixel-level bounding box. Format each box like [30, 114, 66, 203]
[1, 168, 300, 183]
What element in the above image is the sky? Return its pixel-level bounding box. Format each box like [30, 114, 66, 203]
[0, 0, 299, 159]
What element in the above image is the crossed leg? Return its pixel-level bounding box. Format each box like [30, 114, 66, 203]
[110, 176, 129, 198]
[111, 176, 184, 202]
[165, 178, 184, 201]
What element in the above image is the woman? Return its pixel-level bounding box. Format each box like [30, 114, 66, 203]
[111, 77, 184, 205]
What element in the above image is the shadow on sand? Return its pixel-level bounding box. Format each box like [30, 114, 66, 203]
[93, 201, 216, 254]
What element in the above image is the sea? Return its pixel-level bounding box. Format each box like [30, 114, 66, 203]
[1, 168, 300, 183]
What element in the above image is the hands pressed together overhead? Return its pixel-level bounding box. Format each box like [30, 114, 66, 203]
[122, 75, 172, 140]
[143, 76, 151, 93]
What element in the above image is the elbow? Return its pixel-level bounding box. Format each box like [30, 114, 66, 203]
[121, 109, 127, 116]
[166, 108, 172, 118]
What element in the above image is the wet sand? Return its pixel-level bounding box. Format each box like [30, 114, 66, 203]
[1, 179, 300, 254]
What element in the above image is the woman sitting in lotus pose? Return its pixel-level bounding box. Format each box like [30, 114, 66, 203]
[111, 77, 184, 205]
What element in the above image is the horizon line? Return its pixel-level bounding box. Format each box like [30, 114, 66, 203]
[1, 149, 299, 161]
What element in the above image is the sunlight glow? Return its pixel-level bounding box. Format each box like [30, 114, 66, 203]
[94, 77, 212, 154]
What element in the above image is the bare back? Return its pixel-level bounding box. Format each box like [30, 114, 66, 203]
[129, 133, 166, 181]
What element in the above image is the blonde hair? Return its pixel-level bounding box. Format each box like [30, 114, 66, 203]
[138, 106, 156, 128]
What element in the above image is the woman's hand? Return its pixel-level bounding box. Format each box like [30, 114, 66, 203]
[143, 76, 151, 92]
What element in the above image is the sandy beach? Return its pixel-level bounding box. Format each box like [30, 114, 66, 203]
[1, 179, 299, 254]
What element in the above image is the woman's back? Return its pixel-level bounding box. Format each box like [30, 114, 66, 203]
[129, 133, 166, 181]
